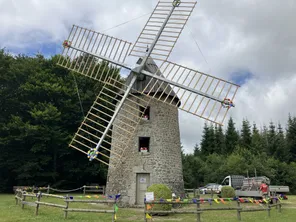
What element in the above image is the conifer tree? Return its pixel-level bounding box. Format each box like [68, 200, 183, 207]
[240, 119, 252, 149]
[251, 123, 262, 154]
[200, 123, 216, 156]
[287, 115, 296, 161]
[225, 117, 239, 154]
[215, 125, 226, 154]
[267, 121, 277, 156]
[275, 123, 289, 161]
[261, 125, 269, 154]
[193, 144, 201, 156]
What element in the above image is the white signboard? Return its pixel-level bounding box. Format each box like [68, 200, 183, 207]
[145, 192, 154, 201]
[140, 178, 146, 183]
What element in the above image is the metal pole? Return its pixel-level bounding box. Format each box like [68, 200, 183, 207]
[141, 4, 176, 66]
[141, 70, 223, 103]
[91, 74, 138, 160]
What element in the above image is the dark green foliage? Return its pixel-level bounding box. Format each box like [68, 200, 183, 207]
[287, 115, 296, 161]
[200, 123, 216, 156]
[183, 116, 296, 194]
[240, 119, 251, 149]
[0, 50, 119, 192]
[182, 153, 204, 188]
[147, 184, 172, 212]
[275, 124, 289, 161]
[215, 125, 226, 155]
[250, 123, 262, 154]
[221, 186, 235, 198]
[267, 121, 277, 156]
[225, 117, 239, 154]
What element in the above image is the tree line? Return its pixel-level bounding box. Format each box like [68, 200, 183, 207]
[0, 50, 295, 194]
[182, 117, 296, 194]
[0, 50, 111, 192]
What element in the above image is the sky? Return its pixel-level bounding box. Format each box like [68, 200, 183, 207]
[1, 0, 296, 153]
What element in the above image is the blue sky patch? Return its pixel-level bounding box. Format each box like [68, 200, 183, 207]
[7, 41, 62, 58]
[230, 70, 253, 85]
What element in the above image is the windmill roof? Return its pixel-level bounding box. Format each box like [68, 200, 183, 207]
[124, 57, 180, 106]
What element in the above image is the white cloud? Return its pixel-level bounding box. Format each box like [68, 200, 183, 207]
[1, 0, 296, 153]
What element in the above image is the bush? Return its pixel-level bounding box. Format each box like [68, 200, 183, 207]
[147, 184, 172, 213]
[221, 186, 235, 198]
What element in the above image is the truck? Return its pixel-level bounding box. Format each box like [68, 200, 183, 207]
[218, 175, 289, 198]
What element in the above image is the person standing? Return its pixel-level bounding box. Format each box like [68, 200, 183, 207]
[260, 181, 269, 199]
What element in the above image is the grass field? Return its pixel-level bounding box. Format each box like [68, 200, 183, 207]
[1, 194, 296, 222]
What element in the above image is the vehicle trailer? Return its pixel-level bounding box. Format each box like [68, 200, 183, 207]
[219, 175, 289, 198]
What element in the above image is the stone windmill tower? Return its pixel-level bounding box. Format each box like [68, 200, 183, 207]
[57, 0, 239, 206]
[106, 58, 184, 205]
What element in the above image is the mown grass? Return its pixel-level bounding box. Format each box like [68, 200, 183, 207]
[0, 194, 296, 222]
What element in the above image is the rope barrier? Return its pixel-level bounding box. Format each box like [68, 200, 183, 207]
[49, 186, 84, 193]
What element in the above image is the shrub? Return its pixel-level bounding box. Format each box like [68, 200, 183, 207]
[147, 184, 172, 213]
[221, 186, 235, 198]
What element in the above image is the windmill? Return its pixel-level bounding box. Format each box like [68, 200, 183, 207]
[57, 0, 239, 204]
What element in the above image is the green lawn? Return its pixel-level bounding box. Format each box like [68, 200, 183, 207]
[0, 194, 296, 222]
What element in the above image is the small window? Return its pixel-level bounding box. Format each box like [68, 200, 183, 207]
[140, 106, 150, 120]
[139, 137, 150, 153]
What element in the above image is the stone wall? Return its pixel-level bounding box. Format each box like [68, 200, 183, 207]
[106, 95, 184, 206]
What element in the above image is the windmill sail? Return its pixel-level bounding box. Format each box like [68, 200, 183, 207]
[57, 25, 132, 83]
[134, 60, 239, 125]
[129, 1, 196, 63]
[69, 78, 151, 166]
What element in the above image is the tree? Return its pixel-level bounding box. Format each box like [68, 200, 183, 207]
[0, 51, 118, 192]
[215, 125, 226, 155]
[267, 121, 277, 157]
[182, 154, 204, 188]
[200, 123, 216, 156]
[260, 125, 269, 155]
[193, 144, 201, 156]
[250, 123, 263, 154]
[240, 119, 252, 149]
[275, 123, 289, 162]
[287, 115, 296, 161]
[225, 117, 239, 154]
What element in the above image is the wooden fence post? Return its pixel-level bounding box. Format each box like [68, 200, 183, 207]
[47, 185, 50, 195]
[196, 193, 201, 222]
[267, 199, 271, 217]
[35, 192, 41, 216]
[64, 195, 69, 219]
[278, 199, 282, 213]
[15, 190, 19, 205]
[274, 198, 278, 210]
[236, 200, 241, 221]
[83, 185, 86, 195]
[21, 192, 26, 209]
